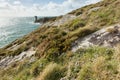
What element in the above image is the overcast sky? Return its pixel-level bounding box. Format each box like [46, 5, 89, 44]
[0, 0, 101, 17]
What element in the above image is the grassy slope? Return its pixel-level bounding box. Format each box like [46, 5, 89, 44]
[0, 0, 120, 58]
[0, 0, 120, 80]
[0, 46, 120, 80]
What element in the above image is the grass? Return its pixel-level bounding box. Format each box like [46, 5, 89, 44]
[64, 18, 87, 31]
[0, 46, 120, 80]
[106, 27, 118, 33]
[0, 49, 13, 58]
[64, 46, 120, 80]
[0, 58, 49, 80]
[0, 0, 120, 80]
[1, 0, 119, 59]
[37, 63, 65, 80]
[0, 43, 29, 58]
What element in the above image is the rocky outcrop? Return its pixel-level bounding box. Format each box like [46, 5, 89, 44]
[35, 14, 76, 27]
[88, 7, 101, 14]
[72, 24, 120, 52]
[51, 14, 76, 26]
[0, 47, 36, 69]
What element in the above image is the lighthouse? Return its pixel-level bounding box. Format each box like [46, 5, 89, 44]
[34, 16, 38, 23]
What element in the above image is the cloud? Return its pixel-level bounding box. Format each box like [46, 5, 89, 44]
[31, 0, 101, 16]
[0, 2, 12, 10]
[0, 0, 101, 17]
[13, 1, 21, 5]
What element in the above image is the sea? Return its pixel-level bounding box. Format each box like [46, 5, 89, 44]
[0, 17, 41, 48]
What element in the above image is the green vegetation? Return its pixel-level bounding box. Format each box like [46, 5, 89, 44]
[64, 18, 87, 31]
[0, 43, 28, 58]
[37, 63, 65, 80]
[0, 0, 120, 80]
[0, 58, 49, 80]
[1, 0, 120, 58]
[1, 46, 120, 80]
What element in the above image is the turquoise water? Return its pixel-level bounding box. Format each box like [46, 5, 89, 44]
[0, 17, 40, 48]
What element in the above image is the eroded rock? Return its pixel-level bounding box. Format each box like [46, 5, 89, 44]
[0, 47, 36, 69]
[72, 24, 120, 52]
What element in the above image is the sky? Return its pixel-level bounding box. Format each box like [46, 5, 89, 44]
[0, 0, 101, 17]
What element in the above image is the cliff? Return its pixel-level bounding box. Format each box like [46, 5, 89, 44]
[0, 0, 120, 80]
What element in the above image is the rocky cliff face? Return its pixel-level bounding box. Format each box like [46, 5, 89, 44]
[0, 0, 120, 80]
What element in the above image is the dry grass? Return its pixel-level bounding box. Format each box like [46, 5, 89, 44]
[76, 46, 120, 80]
[106, 27, 117, 33]
[114, 44, 120, 60]
[1, 0, 120, 59]
[0, 0, 120, 80]
[91, 56, 108, 80]
[37, 63, 65, 80]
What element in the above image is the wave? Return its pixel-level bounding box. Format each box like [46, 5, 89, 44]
[0, 17, 40, 48]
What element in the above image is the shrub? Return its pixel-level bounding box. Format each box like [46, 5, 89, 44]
[12, 43, 28, 56]
[29, 59, 49, 77]
[69, 19, 86, 31]
[0, 49, 14, 57]
[114, 44, 120, 61]
[77, 63, 92, 80]
[37, 63, 65, 80]
[46, 48, 60, 61]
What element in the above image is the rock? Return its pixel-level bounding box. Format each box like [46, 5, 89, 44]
[29, 57, 36, 63]
[114, 36, 120, 41]
[0, 47, 36, 69]
[88, 7, 101, 14]
[109, 39, 114, 43]
[52, 14, 76, 26]
[72, 24, 120, 52]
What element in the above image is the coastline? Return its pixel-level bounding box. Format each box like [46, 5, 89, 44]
[0, 17, 40, 48]
[0, 0, 120, 80]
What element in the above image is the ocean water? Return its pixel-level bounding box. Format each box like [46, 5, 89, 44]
[0, 17, 40, 48]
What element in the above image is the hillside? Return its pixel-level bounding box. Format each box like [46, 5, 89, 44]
[0, 0, 120, 80]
